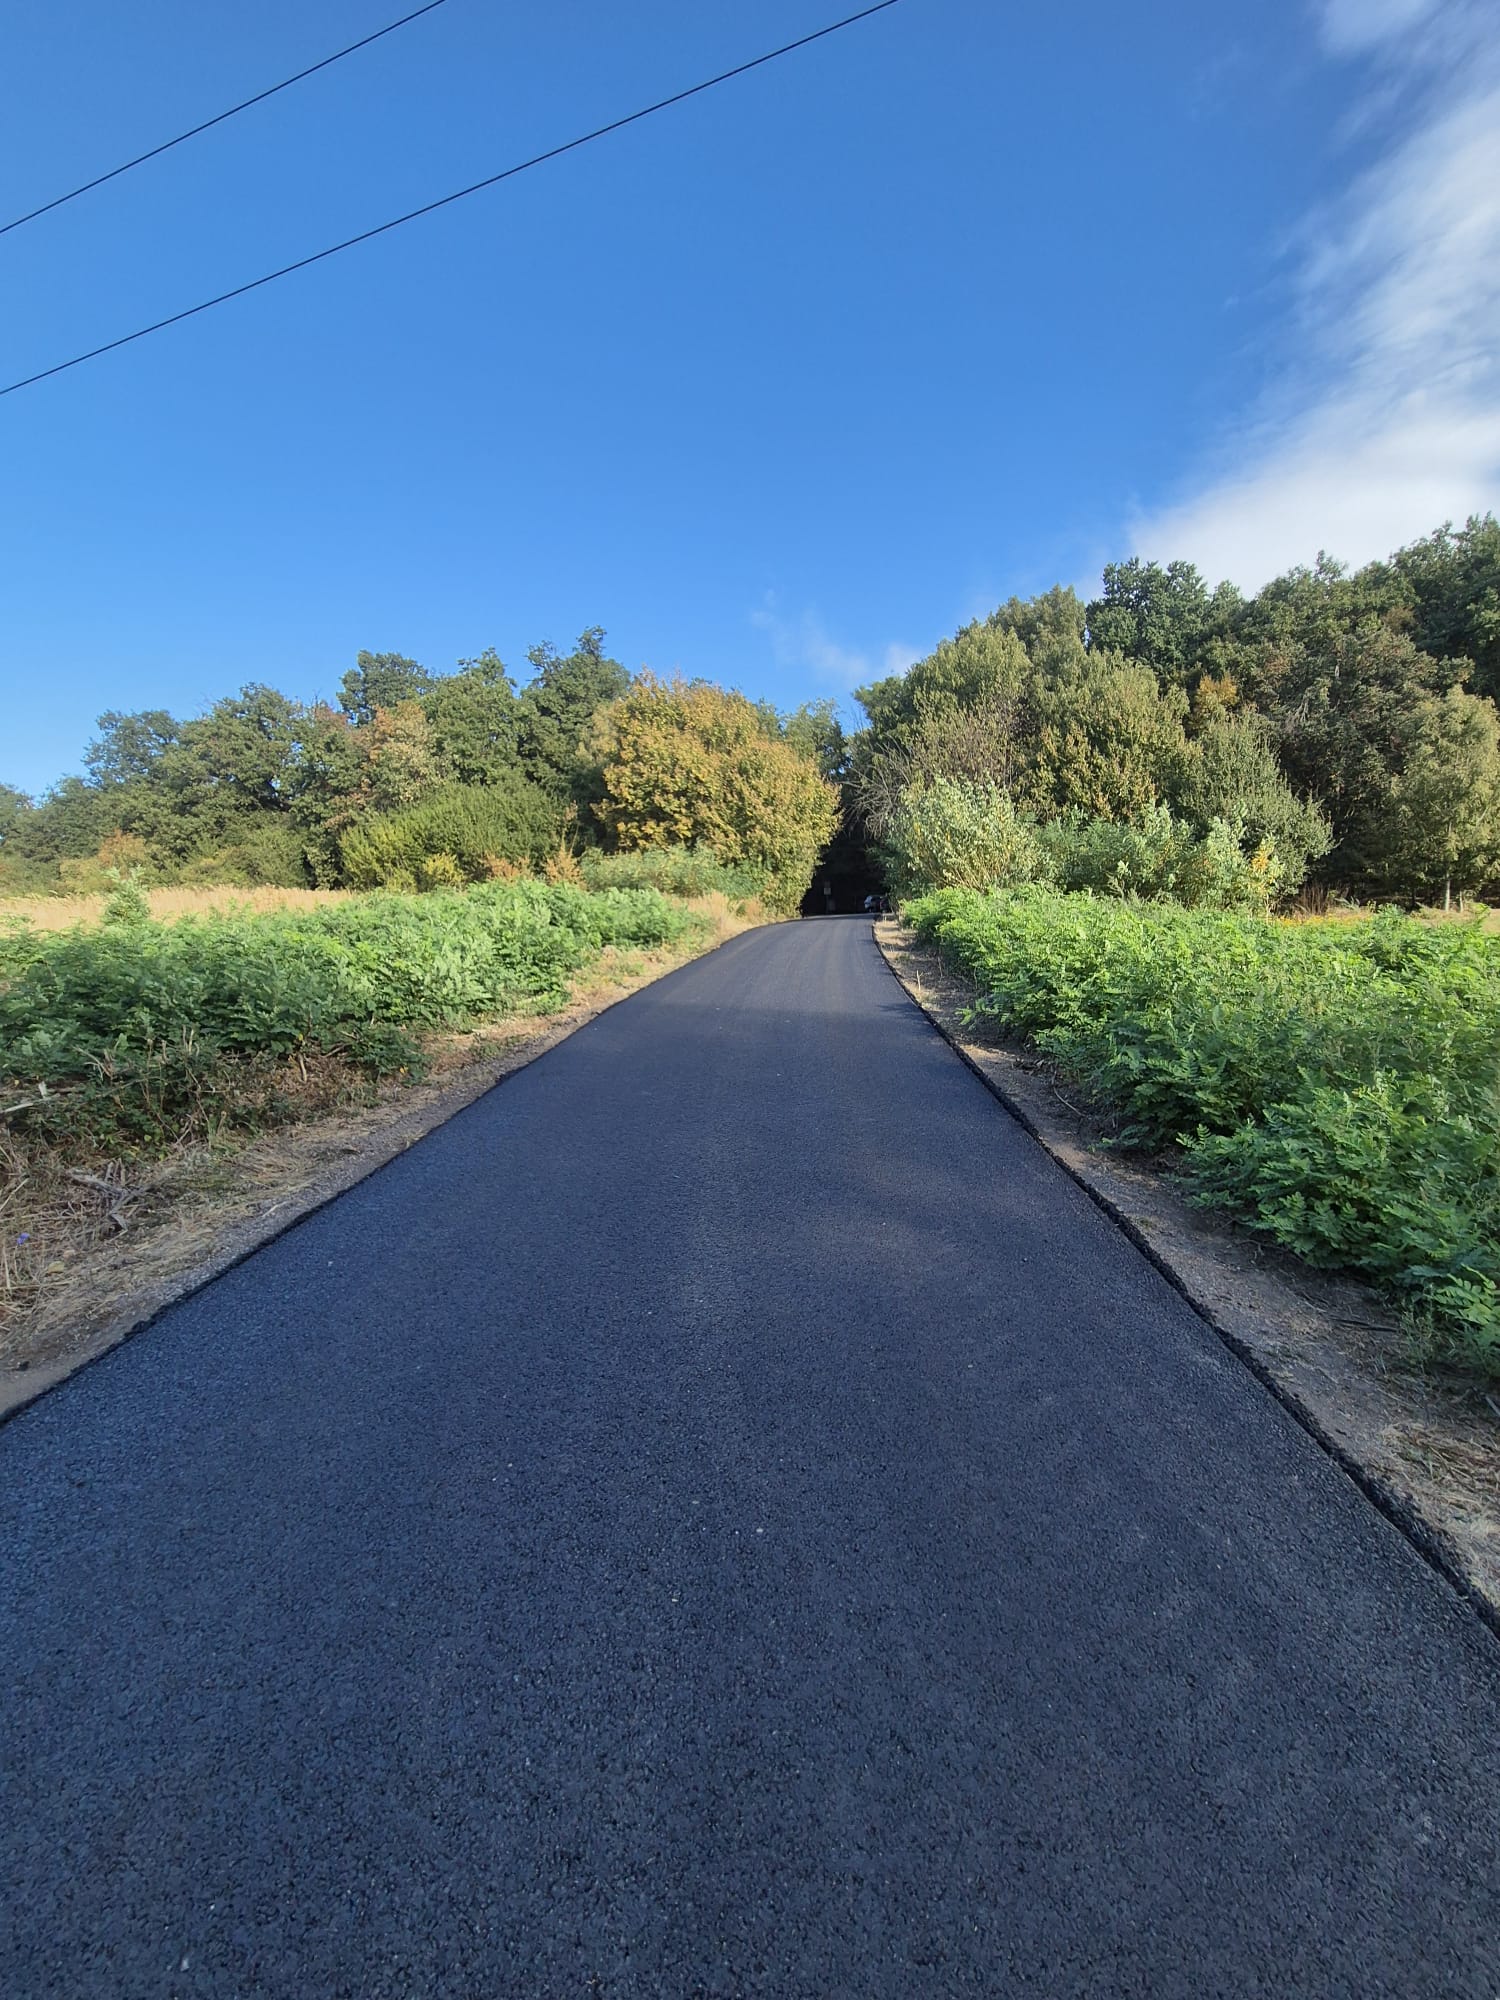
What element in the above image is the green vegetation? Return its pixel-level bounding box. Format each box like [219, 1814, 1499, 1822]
[591, 676, 839, 914]
[856, 515, 1500, 910]
[907, 887, 1500, 1378]
[578, 843, 771, 903]
[6, 514, 1496, 916]
[0, 630, 838, 917]
[0, 880, 704, 1156]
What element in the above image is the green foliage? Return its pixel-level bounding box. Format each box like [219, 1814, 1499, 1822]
[517, 628, 632, 806]
[1174, 710, 1331, 897]
[0, 882, 704, 1156]
[1370, 686, 1500, 907]
[338, 782, 562, 889]
[179, 818, 313, 888]
[1037, 806, 1282, 911]
[339, 651, 435, 726]
[99, 871, 152, 928]
[1381, 516, 1500, 701]
[578, 843, 769, 903]
[83, 710, 182, 787]
[1085, 558, 1240, 685]
[593, 675, 839, 914]
[12, 512, 1499, 918]
[881, 781, 1287, 912]
[906, 887, 1500, 1375]
[421, 650, 523, 787]
[883, 780, 1040, 895]
[847, 514, 1500, 910]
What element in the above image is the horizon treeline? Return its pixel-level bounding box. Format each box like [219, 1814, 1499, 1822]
[0, 626, 844, 913]
[2, 512, 1498, 910]
[857, 512, 1500, 908]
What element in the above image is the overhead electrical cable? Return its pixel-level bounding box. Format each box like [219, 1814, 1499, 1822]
[0, 0, 903, 399]
[0, 1, 452, 240]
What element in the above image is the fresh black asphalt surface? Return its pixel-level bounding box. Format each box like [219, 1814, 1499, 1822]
[4, 917, 1499, 1997]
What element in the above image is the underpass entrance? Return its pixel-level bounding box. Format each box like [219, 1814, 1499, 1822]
[800, 823, 884, 915]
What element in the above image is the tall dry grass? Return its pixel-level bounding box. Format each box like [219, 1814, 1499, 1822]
[0, 884, 353, 932]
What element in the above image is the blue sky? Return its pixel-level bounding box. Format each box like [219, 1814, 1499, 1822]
[2, 0, 1497, 794]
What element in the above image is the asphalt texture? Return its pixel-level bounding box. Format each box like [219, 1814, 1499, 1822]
[4, 917, 1499, 1999]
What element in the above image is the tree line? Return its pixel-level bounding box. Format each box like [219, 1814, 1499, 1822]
[0, 630, 842, 912]
[3, 511, 1497, 912]
[854, 514, 1500, 908]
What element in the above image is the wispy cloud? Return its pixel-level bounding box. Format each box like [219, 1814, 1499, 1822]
[752, 597, 917, 698]
[1316, 0, 1439, 56]
[1128, 0, 1500, 588]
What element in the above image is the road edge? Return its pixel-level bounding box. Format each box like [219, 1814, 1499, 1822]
[873, 918, 1500, 1644]
[0, 923, 764, 1432]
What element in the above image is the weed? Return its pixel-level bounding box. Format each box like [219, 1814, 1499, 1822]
[907, 885, 1500, 1377]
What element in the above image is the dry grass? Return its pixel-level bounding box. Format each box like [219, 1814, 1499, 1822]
[0, 883, 353, 932]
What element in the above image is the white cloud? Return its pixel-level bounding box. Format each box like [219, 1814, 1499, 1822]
[752, 598, 916, 698]
[1129, 1, 1500, 589]
[1317, 0, 1438, 56]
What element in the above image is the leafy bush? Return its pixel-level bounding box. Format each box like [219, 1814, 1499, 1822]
[885, 784, 1291, 913]
[882, 780, 1041, 895]
[0, 881, 705, 1155]
[906, 886, 1500, 1374]
[339, 782, 561, 889]
[592, 675, 838, 914]
[1039, 805, 1282, 912]
[579, 842, 769, 903]
[177, 819, 313, 888]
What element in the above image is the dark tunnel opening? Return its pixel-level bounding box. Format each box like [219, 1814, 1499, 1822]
[800, 821, 886, 915]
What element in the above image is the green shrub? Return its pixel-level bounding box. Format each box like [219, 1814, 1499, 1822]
[883, 780, 1041, 895]
[1038, 805, 1280, 911]
[177, 819, 313, 888]
[0, 880, 706, 1155]
[579, 843, 768, 903]
[339, 782, 561, 889]
[885, 786, 1288, 912]
[906, 885, 1500, 1374]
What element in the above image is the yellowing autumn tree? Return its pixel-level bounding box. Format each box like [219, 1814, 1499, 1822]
[593, 675, 839, 911]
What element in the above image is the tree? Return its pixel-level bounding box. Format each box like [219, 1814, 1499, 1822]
[779, 699, 848, 782]
[338, 651, 434, 726]
[1388, 515, 1500, 702]
[287, 700, 445, 856]
[1267, 621, 1456, 888]
[1375, 688, 1500, 907]
[166, 684, 306, 817]
[421, 650, 524, 787]
[1235, 551, 1415, 666]
[854, 621, 1037, 832]
[1027, 654, 1190, 821]
[882, 779, 1039, 896]
[593, 675, 839, 911]
[990, 584, 1089, 676]
[1085, 559, 1238, 685]
[1174, 709, 1331, 895]
[11, 775, 116, 860]
[0, 782, 31, 847]
[517, 627, 631, 809]
[83, 709, 181, 788]
[906, 621, 1032, 717]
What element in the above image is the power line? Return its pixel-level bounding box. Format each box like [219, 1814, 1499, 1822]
[0, 1, 904, 401]
[0, 1, 452, 240]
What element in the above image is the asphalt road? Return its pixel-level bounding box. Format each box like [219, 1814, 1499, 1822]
[4, 917, 1499, 1998]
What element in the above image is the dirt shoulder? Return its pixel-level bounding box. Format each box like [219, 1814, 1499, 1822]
[875, 917, 1500, 1632]
[0, 913, 761, 1422]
